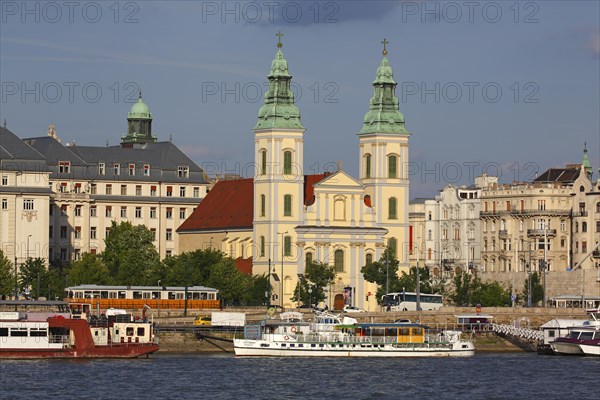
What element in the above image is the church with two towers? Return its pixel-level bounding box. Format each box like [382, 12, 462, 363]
[178, 37, 411, 310]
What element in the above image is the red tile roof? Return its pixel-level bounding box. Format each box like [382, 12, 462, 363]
[235, 257, 253, 275]
[178, 174, 328, 233]
[177, 178, 254, 232]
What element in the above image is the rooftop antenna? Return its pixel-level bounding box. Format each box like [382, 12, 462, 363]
[169, 133, 173, 142]
[3, 119, 6, 128]
[106, 140, 109, 147]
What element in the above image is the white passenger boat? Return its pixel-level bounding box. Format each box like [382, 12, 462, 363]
[233, 312, 475, 357]
[550, 306, 600, 356]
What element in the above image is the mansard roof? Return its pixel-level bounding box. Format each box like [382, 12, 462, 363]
[0, 127, 50, 172]
[534, 166, 581, 184]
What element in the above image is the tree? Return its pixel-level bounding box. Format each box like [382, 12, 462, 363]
[67, 253, 110, 286]
[361, 247, 400, 303]
[18, 258, 48, 299]
[102, 221, 160, 285]
[205, 258, 248, 306]
[523, 272, 544, 306]
[0, 250, 14, 297]
[397, 267, 433, 295]
[451, 272, 478, 306]
[291, 261, 336, 306]
[451, 272, 511, 307]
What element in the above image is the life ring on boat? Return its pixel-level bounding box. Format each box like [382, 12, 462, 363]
[284, 335, 290, 341]
[290, 326, 297, 333]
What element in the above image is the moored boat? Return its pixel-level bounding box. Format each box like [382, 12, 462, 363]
[549, 306, 600, 356]
[0, 300, 159, 359]
[234, 311, 475, 357]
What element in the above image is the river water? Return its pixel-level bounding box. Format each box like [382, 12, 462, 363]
[0, 353, 598, 399]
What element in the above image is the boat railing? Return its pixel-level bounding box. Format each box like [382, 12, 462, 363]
[49, 334, 70, 344]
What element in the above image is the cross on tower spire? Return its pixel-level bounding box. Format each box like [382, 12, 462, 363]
[276, 31, 284, 48]
[381, 38, 389, 56]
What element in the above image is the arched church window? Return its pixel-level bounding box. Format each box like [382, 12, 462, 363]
[284, 194, 292, 217]
[365, 154, 372, 179]
[306, 252, 313, 266]
[283, 150, 292, 175]
[388, 155, 397, 178]
[260, 150, 267, 175]
[388, 197, 397, 220]
[334, 250, 344, 272]
[366, 253, 373, 265]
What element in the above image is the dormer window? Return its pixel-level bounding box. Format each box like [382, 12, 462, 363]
[128, 164, 135, 176]
[144, 164, 150, 176]
[59, 161, 71, 174]
[113, 163, 120, 175]
[178, 166, 189, 178]
[98, 163, 105, 175]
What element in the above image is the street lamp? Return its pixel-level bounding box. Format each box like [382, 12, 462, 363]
[308, 287, 313, 307]
[266, 257, 271, 309]
[27, 235, 31, 260]
[279, 231, 288, 309]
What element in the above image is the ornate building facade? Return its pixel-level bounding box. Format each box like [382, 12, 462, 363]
[179, 39, 411, 310]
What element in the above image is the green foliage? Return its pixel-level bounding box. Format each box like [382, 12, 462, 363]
[397, 267, 433, 295]
[205, 258, 248, 306]
[67, 253, 110, 286]
[18, 258, 49, 299]
[102, 221, 160, 285]
[291, 261, 336, 306]
[523, 272, 544, 306]
[0, 250, 14, 297]
[361, 247, 411, 303]
[450, 272, 511, 307]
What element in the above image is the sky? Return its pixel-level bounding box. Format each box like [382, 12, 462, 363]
[1, 0, 599, 198]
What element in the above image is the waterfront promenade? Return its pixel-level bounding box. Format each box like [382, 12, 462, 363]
[152, 306, 590, 353]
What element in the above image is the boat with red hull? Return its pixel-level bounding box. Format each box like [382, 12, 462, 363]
[0, 300, 159, 359]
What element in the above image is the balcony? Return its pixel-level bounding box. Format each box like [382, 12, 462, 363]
[481, 209, 569, 217]
[498, 230, 509, 238]
[573, 211, 588, 217]
[592, 250, 600, 259]
[527, 229, 557, 238]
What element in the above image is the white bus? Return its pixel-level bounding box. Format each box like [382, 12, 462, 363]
[381, 292, 443, 311]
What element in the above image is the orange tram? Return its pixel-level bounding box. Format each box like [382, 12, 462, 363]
[65, 284, 220, 310]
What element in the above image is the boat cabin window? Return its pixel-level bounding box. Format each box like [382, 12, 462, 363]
[126, 327, 134, 336]
[569, 332, 580, 339]
[10, 328, 28, 337]
[137, 327, 145, 336]
[579, 332, 594, 340]
[0, 328, 8, 336]
[413, 328, 423, 335]
[30, 328, 47, 337]
[399, 328, 410, 336]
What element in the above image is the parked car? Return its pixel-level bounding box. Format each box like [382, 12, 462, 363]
[343, 305, 365, 313]
[193, 316, 212, 326]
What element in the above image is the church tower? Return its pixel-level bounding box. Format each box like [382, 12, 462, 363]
[121, 92, 157, 147]
[253, 33, 305, 308]
[358, 39, 411, 272]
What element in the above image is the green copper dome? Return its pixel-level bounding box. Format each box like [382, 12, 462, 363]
[128, 94, 152, 119]
[359, 51, 409, 136]
[254, 42, 304, 131]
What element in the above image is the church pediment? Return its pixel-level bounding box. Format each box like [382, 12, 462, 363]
[314, 170, 364, 192]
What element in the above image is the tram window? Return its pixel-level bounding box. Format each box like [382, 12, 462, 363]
[137, 327, 145, 336]
[0, 328, 8, 336]
[109, 292, 117, 299]
[118, 291, 126, 299]
[133, 291, 142, 299]
[101, 291, 108, 299]
[152, 291, 161, 299]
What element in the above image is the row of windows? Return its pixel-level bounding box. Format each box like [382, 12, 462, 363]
[363, 154, 400, 179]
[258, 194, 398, 220]
[259, 150, 296, 176]
[50, 248, 174, 262]
[52, 205, 188, 220]
[258, 238, 398, 272]
[50, 226, 175, 242]
[93, 163, 190, 178]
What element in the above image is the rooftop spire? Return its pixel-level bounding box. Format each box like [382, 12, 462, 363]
[254, 33, 304, 131]
[582, 142, 592, 179]
[359, 40, 409, 135]
[381, 38, 388, 56]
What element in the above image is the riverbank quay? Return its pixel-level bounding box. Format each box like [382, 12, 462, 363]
[154, 305, 586, 354]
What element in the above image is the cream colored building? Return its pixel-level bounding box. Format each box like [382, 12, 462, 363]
[0, 127, 51, 270]
[408, 199, 427, 269]
[479, 159, 600, 304]
[17, 97, 209, 262]
[179, 40, 411, 310]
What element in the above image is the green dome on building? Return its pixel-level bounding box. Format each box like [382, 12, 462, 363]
[128, 93, 152, 119]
